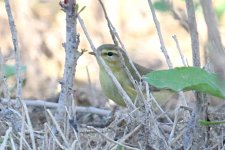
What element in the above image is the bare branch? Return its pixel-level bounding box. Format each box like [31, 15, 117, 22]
[172, 35, 188, 67]
[185, 0, 200, 67]
[4, 0, 22, 107]
[1, 98, 110, 116]
[0, 127, 12, 149]
[20, 100, 37, 150]
[200, 0, 225, 92]
[183, 0, 204, 149]
[47, 109, 69, 148]
[147, 0, 173, 69]
[57, 0, 80, 122]
[86, 126, 140, 150]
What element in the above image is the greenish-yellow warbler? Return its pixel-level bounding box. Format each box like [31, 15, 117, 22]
[91, 44, 171, 106]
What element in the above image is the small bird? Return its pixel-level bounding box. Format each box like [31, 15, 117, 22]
[91, 44, 172, 106]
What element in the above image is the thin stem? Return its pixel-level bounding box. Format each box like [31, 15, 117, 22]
[147, 0, 173, 69]
[185, 0, 200, 67]
[4, 0, 22, 106]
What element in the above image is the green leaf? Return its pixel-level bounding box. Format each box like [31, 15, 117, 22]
[75, 4, 79, 12]
[215, 0, 225, 20]
[153, 1, 170, 12]
[144, 67, 225, 99]
[199, 120, 225, 126]
[118, 145, 123, 150]
[3, 64, 27, 77]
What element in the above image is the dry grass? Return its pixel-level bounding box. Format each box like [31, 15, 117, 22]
[1, 0, 225, 149]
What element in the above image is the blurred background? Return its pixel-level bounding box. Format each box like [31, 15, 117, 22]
[0, 0, 225, 106]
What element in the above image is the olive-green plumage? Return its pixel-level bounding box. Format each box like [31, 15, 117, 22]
[93, 44, 173, 106]
[94, 44, 149, 106]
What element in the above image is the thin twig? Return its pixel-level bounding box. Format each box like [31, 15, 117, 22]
[47, 109, 69, 147]
[98, 0, 143, 82]
[147, 0, 173, 69]
[65, 107, 82, 150]
[168, 107, 179, 144]
[98, 0, 117, 45]
[10, 134, 17, 150]
[71, 139, 78, 150]
[86, 126, 139, 150]
[18, 132, 32, 150]
[184, 1, 204, 149]
[45, 123, 66, 149]
[43, 123, 49, 150]
[78, 15, 136, 111]
[0, 98, 111, 116]
[148, 110, 171, 149]
[19, 108, 25, 150]
[169, 126, 187, 147]
[171, 34, 190, 143]
[200, 0, 225, 94]
[185, 0, 200, 67]
[150, 93, 173, 123]
[0, 127, 12, 149]
[172, 35, 188, 66]
[20, 100, 37, 150]
[98, 1, 147, 112]
[4, 0, 22, 106]
[110, 124, 143, 149]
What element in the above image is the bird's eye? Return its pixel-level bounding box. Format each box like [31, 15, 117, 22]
[107, 52, 113, 56]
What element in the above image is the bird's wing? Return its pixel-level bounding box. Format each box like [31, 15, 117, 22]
[134, 63, 153, 76]
[133, 63, 161, 92]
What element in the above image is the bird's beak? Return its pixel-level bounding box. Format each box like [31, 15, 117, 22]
[89, 52, 96, 56]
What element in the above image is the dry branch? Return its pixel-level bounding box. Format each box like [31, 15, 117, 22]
[4, 0, 22, 107]
[57, 0, 80, 122]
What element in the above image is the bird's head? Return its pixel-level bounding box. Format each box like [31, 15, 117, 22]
[90, 44, 127, 70]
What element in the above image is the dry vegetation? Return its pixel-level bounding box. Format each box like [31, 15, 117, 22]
[1, 0, 225, 149]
